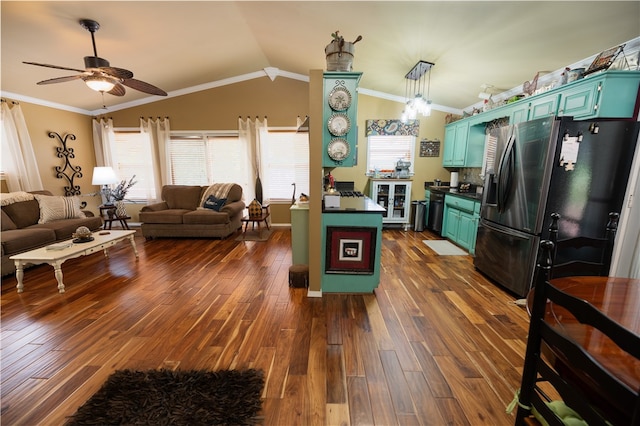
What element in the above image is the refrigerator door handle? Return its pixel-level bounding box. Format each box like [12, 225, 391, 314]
[480, 218, 531, 240]
[496, 131, 516, 212]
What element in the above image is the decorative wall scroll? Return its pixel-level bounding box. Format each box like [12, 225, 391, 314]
[49, 131, 86, 207]
[325, 226, 377, 275]
[365, 119, 419, 136]
[420, 139, 440, 157]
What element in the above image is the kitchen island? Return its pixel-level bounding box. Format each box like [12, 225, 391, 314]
[322, 196, 385, 293]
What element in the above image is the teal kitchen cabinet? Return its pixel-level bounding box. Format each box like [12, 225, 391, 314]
[442, 194, 480, 254]
[557, 80, 600, 119]
[509, 102, 530, 124]
[442, 120, 484, 167]
[529, 93, 559, 120]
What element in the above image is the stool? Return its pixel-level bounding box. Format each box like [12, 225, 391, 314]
[288, 264, 309, 288]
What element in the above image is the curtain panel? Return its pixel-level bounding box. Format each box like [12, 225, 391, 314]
[0, 102, 43, 191]
[140, 117, 171, 202]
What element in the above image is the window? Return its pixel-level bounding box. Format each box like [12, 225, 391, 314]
[113, 131, 157, 200]
[260, 130, 309, 201]
[366, 135, 416, 174]
[168, 133, 252, 196]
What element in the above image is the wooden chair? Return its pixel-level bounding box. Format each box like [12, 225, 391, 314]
[547, 212, 618, 279]
[515, 240, 640, 426]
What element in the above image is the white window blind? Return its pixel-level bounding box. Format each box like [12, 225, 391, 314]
[366, 135, 416, 173]
[113, 131, 157, 200]
[168, 134, 252, 195]
[261, 130, 309, 201]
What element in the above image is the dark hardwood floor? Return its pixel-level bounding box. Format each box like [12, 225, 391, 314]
[1, 227, 529, 425]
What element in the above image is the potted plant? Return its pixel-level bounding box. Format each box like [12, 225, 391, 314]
[107, 175, 137, 217]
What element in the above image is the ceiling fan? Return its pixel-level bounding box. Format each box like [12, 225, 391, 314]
[23, 19, 167, 97]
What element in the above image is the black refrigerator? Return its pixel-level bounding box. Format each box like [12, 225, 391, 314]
[474, 116, 638, 297]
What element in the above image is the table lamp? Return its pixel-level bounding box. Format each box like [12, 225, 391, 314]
[92, 166, 118, 205]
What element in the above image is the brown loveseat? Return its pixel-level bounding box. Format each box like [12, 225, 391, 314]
[1, 190, 103, 276]
[139, 184, 245, 239]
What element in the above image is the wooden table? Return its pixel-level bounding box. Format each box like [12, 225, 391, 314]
[241, 204, 270, 238]
[527, 276, 640, 410]
[99, 205, 131, 230]
[10, 230, 138, 293]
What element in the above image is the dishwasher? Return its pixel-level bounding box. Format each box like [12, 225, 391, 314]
[427, 191, 444, 235]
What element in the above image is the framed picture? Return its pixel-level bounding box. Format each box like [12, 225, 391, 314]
[420, 139, 440, 157]
[584, 44, 625, 76]
[325, 226, 376, 274]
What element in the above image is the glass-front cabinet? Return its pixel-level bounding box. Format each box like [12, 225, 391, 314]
[370, 179, 412, 227]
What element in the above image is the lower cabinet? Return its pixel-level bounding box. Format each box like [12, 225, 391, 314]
[370, 179, 412, 228]
[442, 194, 480, 254]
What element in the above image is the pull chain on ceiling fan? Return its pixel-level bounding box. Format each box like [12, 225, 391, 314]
[23, 19, 167, 97]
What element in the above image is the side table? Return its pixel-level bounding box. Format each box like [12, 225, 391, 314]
[99, 205, 131, 230]
[241, 204, 270, 238]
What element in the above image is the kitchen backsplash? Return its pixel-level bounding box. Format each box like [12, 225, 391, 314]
[458, 167, 483, 185]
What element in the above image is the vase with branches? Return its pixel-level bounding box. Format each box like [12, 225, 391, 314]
[107, 175, 137, 203]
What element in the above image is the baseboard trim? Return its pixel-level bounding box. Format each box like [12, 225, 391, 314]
[306, 290, 322, 298]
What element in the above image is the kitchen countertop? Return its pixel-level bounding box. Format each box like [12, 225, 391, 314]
[323, 196, 386, 213]
[429, 186, 483, 201]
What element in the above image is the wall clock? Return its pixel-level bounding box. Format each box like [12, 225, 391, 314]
[328, 86, 352, 111]
[327, 113, 351, 136]
[327, 138, 350, 161]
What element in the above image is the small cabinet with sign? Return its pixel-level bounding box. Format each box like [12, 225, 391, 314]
[323, 72, 362, 167]
[370, 179, 412, 228]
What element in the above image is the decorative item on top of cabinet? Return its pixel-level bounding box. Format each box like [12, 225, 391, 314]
[322, 72, 362, 167]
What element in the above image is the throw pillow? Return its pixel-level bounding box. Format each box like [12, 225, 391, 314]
[203, 195, 227, 212]
[34, 195, 86, 224]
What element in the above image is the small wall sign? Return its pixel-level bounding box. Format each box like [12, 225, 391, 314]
[420, 139, 440, 157]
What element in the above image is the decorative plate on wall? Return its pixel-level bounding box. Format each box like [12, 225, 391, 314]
[328, 86, 352, 111]
[327, 138, 350, 161]
[327, 113, 351, 136]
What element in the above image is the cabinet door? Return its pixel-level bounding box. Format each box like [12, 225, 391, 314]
[452, 122, 470, 166]
[391, 182, 411, 222]
[442, 125, 456, 166]
[509, 103, 529, 124]
[443, 207, 460, 240]
[457, 211, 476, 250]
[558, 81, 600, 119]
[529, 94, 559, 120]
[374, 183, 390, 218]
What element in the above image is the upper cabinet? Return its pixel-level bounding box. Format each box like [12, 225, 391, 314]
[442, 71, 640, 168]
[322, 72, 362, 168]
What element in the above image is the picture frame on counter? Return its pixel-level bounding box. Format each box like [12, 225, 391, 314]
[325, 226, 376, 275]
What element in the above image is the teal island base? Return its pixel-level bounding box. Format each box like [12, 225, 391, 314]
[321, 200, 384, 293]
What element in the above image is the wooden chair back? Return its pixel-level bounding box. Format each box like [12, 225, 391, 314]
[547, 212, 618, 278]
[515, 240, 640, 425]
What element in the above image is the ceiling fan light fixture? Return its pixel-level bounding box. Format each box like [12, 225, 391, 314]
[84, 76, 115, 92]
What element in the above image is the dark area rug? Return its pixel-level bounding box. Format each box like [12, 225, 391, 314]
[66, 369, 264, 426]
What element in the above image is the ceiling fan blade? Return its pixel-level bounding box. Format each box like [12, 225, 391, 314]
[100, 67, 134, 80]
[36, 75, 84, 85]
[23, 61, 85, 73]
[108, 83, 126, 96]
[122, 78, 167, 96]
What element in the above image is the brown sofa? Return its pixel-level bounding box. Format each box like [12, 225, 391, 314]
[1, 190, 103, 276]
[139, 184, 245, 239]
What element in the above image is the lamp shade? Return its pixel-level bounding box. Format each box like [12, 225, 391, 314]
[84, 77, 115, 92]
[92, 167, 118, 185]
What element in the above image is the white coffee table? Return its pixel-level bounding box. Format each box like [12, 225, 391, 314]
[10, 230, 138, 293]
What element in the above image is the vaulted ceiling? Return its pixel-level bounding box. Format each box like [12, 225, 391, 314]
[2, 1, 639, 115]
